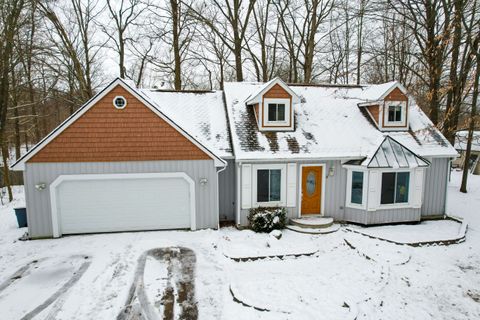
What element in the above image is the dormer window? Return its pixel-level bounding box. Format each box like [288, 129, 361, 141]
[388, 105, 402, 122]
[358, 82, 409, 131]
[264, 98, 290, 126]
[383, 101, 407, 128]
[245, 78, 300, 132]
[268, 103, 285, 121]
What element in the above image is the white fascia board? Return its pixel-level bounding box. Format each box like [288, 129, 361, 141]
[11, 78, 226, 170]
[357, 100, 383, 107]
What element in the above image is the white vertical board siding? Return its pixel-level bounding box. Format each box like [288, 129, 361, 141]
[241, 164, 252, 209]
[218, 159, 236, 221]
[24, 160, 218, 238]
[412, 168, 425, 208]
[367, 171, 379, 211]
[323, 161, 347, 220]
[286, 163, 297, 207]
[237, 160, 347, 226]
[344, 207, 421, 224]
[422, 158, 449, 216]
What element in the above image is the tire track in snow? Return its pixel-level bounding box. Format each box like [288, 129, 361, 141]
[117, 247, 198, 320]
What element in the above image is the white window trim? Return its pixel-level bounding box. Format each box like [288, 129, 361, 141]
[113, 96, 127, 109]
[252, 163, 287, 207]
[297, 163, 326, 217]
[377, 169, 412, 209]
[383, 101, 407, 127]
[346, 168, 368, 210]
[263, 98, 291, 126]
[345, 167, 423, 211]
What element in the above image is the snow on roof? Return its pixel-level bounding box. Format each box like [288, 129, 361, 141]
[455, 131, 480, 152]
[223, 81, 457, 161]
[354, 81, 400, 101]
[139, 89, 233, 158]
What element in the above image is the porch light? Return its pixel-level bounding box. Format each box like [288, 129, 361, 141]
[329, 166, 335, 177]
[35, 183, 46, 191]
[199, 178, 208, 186]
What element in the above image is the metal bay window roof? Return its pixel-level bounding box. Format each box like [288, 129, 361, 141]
[365, 136, 430, 169]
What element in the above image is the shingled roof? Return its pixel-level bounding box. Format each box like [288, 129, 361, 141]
[223, 81, 457, 161]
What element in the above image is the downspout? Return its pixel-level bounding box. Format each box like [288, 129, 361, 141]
[236, 162, 241, 227]
[216, 162, 228, 230]
[444, 158, 452, 217]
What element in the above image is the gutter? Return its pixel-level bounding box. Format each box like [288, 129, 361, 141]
[234, 156, 363, 163]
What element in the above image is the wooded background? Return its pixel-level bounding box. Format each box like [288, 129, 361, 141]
[1, 0, 479, 199]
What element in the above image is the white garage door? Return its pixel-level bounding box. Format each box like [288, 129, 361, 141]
[51, 173, 195, 236]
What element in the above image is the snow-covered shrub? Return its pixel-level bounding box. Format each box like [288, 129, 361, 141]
[248, 207, 286, 233]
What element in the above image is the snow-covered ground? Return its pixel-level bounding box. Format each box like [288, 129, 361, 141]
[0, 171, 479, 319]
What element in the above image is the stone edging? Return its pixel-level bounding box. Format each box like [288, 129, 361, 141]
[224, 249, 318, 262]
[344, 216, 468, 247]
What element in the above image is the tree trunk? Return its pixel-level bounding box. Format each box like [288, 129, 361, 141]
[233, 36, 243, 81]
[443, 0, 463, 144]
[14, 107, 21, 160]
[460, 54, 480, 193]
[1, 142, 13, 201]
[119, 30, 126, 78]
[171, 0, 182, 90]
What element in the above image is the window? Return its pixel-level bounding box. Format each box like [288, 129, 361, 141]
[381, 172, 410, 204]
[257, 169, 281, 202]
[268, 103, 286, 122]
[351, 171, 364, 204]
[113, 96, 127, 109]
[388, 105, 402, 122]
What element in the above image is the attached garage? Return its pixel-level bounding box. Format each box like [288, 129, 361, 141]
[50, 173, 195, 237]
[11, 78, 229, 238]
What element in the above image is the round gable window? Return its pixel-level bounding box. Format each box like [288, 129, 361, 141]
[113, 96, 127, 109]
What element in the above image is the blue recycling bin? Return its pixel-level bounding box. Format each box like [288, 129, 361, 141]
[14, 207, 27, 228]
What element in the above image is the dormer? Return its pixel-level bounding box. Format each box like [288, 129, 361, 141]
[358, 81, 409, 132]
[245, 78, 300, 131]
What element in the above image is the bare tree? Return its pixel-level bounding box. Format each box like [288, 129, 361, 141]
[460, 0, 480, 193]
[275, 0, 334, 83]
[37, 0, 103, 103]
[388, 0, 453, 125]
[0, 0, 26, 201]
[104, 0, 147, 79]
[188, 0, 256, 82]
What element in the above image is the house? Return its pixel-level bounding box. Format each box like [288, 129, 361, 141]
[453, 130, 480, 174]
[11, 77, 457, 238]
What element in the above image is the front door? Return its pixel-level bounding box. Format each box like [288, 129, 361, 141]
[301, 166, 322, 215]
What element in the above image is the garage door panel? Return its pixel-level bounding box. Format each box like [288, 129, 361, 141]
[55, 175, 192, 234]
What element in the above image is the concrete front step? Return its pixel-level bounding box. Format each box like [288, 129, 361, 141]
[286, 224, 340, 234]
[290, 216, 334, 229]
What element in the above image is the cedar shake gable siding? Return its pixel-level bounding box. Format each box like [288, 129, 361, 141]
[366, 105, 380, 125]
[28, 85, 211, 163]
[261, 84, 293, 128]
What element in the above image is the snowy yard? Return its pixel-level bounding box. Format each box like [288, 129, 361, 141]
[0, 171, 479, 319]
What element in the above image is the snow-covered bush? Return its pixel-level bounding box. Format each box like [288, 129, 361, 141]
[248, 207, 286, 233]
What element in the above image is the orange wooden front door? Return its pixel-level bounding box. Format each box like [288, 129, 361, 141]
[301, 166, 322, 215]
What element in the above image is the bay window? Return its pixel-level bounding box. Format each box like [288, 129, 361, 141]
[351, 171, 364, 205]
[380, 172, 410, 204]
